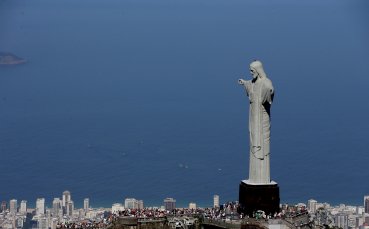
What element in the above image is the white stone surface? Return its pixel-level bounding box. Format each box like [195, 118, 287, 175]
[242, 179, 277, 185]
[239, 60, 274, 184]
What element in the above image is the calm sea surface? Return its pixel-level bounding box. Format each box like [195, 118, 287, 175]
[1, 0, 369, 208]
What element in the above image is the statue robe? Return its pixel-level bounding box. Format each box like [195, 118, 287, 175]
[243, 77, 274, 184]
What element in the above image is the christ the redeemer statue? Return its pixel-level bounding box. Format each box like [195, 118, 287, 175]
[237, 60, 279, 216]
[239, 60, 274, 184]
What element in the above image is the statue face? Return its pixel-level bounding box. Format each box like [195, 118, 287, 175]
[250, 68, 258, 79]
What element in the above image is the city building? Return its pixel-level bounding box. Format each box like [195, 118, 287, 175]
[84, 198, 89, 211]
[78, 209, 84, 218]
[112, 203, 124, 214]
[137, 200, 144, 210]
[62, 190, 72, 215]
[335, 213, 348, 229]
[1, 201, 7, 212]
[356, 215, 364, 227]
[46, 209, 51, 222]
[189, 202, 197, 210]
[308, 199, 317, 213]
[164, 198, 176, 211]
[124, 198, 143, 209]
[37, 216, 48, 229]
[356, 206, 365, 215]
[62, 190, 71, 208]
[364, 196, 369, 213]
[20, 200, 27, 214]
[66, 200, 74, 216]
[52, 198, 61, 216]
[213, 195, 219, 208]
[36, 198, 45, 215]
[15, 217, 24, 228]
[9, 199, 17, 214]
[50, 218, 58, 229]
[125, 198, 138, 209]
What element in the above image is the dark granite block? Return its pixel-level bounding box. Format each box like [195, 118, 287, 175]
[238, 181, 280, 216]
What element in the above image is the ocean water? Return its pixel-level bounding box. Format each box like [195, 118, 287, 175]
[1, 0, 369, 208]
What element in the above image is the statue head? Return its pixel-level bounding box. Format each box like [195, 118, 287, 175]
[250, 60, 267, 79]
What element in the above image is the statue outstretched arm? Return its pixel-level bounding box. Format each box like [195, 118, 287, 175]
[238, 79, 247, 85]
[238, 79, 251, 97]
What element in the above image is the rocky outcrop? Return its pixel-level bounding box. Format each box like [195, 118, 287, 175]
[0, 52, 27, 65]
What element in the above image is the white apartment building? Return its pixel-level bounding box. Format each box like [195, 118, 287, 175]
[213, 195, 219, 208]
[36, 198, 45, 216]
[20, 200, 27, 214]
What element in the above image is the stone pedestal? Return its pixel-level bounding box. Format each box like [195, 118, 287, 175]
[238, 180, 280, 216]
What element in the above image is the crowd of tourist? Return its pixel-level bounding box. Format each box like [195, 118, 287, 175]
[59, 201, 309, 228]
[114, 208, 168, 218]
[56, 219, 112, 228]
[110, 201, 241, 222]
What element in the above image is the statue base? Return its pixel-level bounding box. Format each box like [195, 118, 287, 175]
[238, 180, 280, 216]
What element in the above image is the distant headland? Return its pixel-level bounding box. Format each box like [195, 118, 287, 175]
[0, 52, 27, 65]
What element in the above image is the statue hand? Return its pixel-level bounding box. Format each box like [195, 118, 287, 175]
[238, 79, 245, 85]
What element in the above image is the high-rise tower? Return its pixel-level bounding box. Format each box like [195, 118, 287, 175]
[66, 200, 74, 216]
[84, 198, 89, 211]
[52, 198, 61, 216]
[164, 198, 176, 211]
[213, 195, 220, 208]
[62, 190, 71, 207]
[36, 198, 45, 216]
[1, 201, 7, 212]
[364, 196, 369, 213]
[20, 200, 27, 214]
[308, 199, 318, 213]
[9, 199, 17, 214]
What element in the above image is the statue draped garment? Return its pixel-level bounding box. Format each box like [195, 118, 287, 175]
[243, 77, 274, 184]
